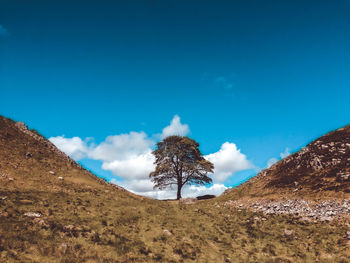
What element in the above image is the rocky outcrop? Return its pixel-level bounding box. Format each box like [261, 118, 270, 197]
[223, 199, 350, 222]
[224, 125, 350, 198]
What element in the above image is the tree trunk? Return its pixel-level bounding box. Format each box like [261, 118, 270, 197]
[177, 183, 182, 200]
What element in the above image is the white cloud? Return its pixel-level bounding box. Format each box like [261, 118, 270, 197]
[114, 179, 227, 200]
[49, 136, 90, 160]
[88, 132, 154, 162]
[0, 25, 7, 37]
[50, 115, 253, 199]
[161, 115, 190, 138]
[205, 142, 253, 183]
[102, 151, 155, 179]
[182, 184, 228, 197]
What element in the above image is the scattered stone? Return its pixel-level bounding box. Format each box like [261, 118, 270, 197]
[344, 231, 350, 239]
[8, 177, 14, 181]
[0, 212, 9, 217]
[196, 194, 216, 200]
[58, 176, 64, 180]
[0, 173, 8, 179]
[24, 212, 41, 218]
[163, 229, 172, 236]
[284, 229, 294, 236]
[33, 218, 47, 227]
[224, 199, 350, 222]
[300, 217, 312, 222]
[339, 173, 349, 180]
[64, 225, 75, 231]
[58, 243, 68, 254]
[15, 121, 28, 130]
[319, 216, 332, 222]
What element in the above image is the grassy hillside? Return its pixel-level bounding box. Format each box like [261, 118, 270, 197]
[0, 116, 349, 262]
[224, 125, 350, 201]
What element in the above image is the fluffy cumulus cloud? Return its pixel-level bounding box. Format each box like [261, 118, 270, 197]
[205, 142, 253, 183]
[49, 136, 90, 160]
[88, 132, 154, 162]
[50, 115, 253, 199]
[161, 115, 189, 138]
[102, 152, 155, 179]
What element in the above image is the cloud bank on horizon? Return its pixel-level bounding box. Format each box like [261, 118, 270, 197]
[49, 115, 254, 199]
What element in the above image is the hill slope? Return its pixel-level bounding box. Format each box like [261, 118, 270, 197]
[0, 116, 349, 262]
[224, 125, 350, 200]
[0, 116, 128, 194]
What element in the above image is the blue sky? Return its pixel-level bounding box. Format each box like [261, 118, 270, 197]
[1, 0, 349, 198]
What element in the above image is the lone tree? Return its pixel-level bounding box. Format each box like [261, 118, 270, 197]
[150, 136, 214, 200]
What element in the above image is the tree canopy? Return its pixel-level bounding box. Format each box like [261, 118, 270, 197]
[149, 136, 214, 199]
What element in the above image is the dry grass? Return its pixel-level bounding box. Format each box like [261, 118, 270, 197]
[1, 185, 349, 262]
[0, 116, 349, 262]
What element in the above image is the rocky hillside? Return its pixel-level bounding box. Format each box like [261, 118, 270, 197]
[224, 125, 350, 200]
[0, 115, 126, 193]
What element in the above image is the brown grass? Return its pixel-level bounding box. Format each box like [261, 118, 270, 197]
[0, 116, 349, 262]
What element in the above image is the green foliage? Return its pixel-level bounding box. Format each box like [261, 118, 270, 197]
[150, 136, 214, 199]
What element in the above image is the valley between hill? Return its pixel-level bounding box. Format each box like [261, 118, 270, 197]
[0, 116, 349, 262]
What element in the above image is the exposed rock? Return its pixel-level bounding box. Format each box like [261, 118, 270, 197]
[0, 211, 9, 217]
[58, 176, 64, 180]
[224, 199, 350, 222]
[33, 218, 48, 227]
[49, 171, 56, 175]
[24, 212, 41, 218]
[284, 229, 294, 236]
[163, 229, 172, 236]
[64, 225, 75, 231]
[196, 194, 216, 200]
[345, 231, 350, 239]
[58, 243, 68, 254]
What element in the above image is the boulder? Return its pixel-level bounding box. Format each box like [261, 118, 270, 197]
[196, 194, 216, 200]
[24, 212, 41, 218]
